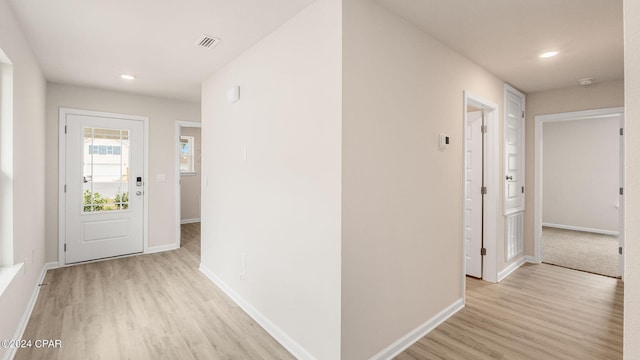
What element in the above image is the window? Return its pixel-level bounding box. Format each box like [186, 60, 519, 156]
[180, 136, 195, 174]
[88, 145, 122, 155]
[1, 48, 15, 273]
[83, 128, 130, 212]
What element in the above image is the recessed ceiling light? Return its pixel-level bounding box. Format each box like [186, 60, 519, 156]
[539, 51, 559, 59]
[121, 74, 135, 80]
[579, 78, 594, 86]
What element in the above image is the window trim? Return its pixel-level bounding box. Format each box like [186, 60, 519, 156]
[0, 50, 14, 269]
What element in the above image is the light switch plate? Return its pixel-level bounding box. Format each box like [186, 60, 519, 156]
[227, 86, 240, 103]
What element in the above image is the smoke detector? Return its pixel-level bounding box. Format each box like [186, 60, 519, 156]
[579, 78, 594, 87]
[195, 35, 221, 49]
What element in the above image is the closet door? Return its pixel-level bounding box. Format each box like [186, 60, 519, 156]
[504, 86, 525, 215]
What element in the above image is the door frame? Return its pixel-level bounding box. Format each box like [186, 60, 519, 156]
[58, 108, 149, 266]
[174, 120, 201, 248]
[462, 91, 500, 293]
[533, 107, 625, 277]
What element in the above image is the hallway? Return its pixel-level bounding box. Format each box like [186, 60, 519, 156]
[16, 224, 293, 360]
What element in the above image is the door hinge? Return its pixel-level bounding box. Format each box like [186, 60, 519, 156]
[620, 187, 624, 195]
[64, 125, 67, 134]
[522, 111, 525, 119]
[64, 243, 67, 252]
[620, 128, 624, 136]
[481, 248, 487, 256]
[481, 186, 487, 195]
[64, 184, 67, 193]
[522, 186, 525, 194]
[619, 247, 623, 255]
[481, 125, 488, 133]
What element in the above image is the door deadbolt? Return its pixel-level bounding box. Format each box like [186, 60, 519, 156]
[506, 175, 513, 180]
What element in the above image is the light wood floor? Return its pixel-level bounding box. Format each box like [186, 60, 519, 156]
[16, 223, 294, 360]
[397, 263, 623, 360]
[16, 227, 623, 360]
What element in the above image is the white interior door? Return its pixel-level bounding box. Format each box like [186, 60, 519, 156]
[504, 87, 525, 214]
[465, 110, 483, 278]
[64, 113, 144, 264]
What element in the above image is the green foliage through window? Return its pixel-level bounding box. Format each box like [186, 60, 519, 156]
[83, 190, 128, 212]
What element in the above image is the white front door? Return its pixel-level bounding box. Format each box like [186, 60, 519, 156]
[504, 87, 525, 214]
[465, 110, 483, 278]
[64, 111, 145, 264]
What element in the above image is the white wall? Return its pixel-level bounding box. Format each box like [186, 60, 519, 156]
[543, 117, 620, 233]
[624, 0, 640, 357]
[341, 0, 506, 358]
[45, 83, 201, 260]
[200, 0, 342, 358]
[0, 0, 47, 358]
[180, 126, 201, 222]
[524, 80, 624, 256]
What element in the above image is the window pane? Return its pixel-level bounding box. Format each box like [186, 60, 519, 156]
[83, 127, 130, 212]
[180, 136, 195, 173]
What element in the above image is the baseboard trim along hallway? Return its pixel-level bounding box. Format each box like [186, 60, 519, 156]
[370, 298, 465, 360]
[3, 262, 58, 360]
[198, 264, 315, 360]
[498, 256, 527, 282]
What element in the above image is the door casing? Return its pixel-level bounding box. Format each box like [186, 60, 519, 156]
[463, 91, 500, 293]
[174, 120, 201, 248]
[533, 107, 625, 278]
[58, 108, 149, 266]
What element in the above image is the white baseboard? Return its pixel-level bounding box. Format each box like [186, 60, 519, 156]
[498, 256, 526, 282]
[146, 244, 179, 254]
[180, 218, 201, 224]
[525, 255, 538, 264]
[370, 298, 465, 360]
[44, 261, 59, 270]
[199, 264, 315, 360]
[542, 223, 618, 236]
[3, 262, 57, 360]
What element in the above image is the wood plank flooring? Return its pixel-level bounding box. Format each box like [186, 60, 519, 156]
[396, 263, 623, 360]
[15, 226, 623, 360]
[15, 223, 294, 360]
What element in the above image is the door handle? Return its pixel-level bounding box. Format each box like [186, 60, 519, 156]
[506, 175, 513, 181]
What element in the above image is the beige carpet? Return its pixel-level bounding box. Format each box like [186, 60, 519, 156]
[542, 227, 619, 278]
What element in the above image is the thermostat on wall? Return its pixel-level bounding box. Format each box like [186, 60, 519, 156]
[439, 133, 450, 150]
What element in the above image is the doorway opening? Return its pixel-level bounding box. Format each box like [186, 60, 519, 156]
[462, 92, 499, 293]
[175, 121, 202, 248]
[534, 108, 624, 278]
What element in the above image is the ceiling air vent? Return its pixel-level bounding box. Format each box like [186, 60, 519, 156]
[195, 35, 221, 49]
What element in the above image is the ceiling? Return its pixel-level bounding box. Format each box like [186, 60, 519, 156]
[8, 0, 315, 102]
[8, 0, 623, 102]
[377, 0, 624, 93]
